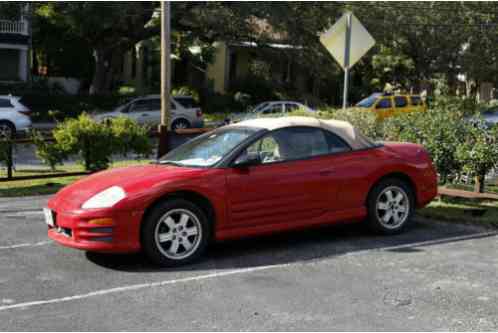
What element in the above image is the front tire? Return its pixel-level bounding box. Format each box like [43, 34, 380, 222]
[141, 199, 210, 267]
[366, 178, 415, 234]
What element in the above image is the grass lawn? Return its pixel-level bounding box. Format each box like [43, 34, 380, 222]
[418, 198, 498, 229]
[0, 160, 151, 197]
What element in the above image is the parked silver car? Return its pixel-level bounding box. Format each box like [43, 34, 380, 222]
[94, 95, 204, 130]
[0, 95, 32, 139]
[227, 100, 315, 123]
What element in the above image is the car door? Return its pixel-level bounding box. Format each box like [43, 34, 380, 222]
[226, 127, 339, 228]
[374, 96, 394, 119]
[128, 98, 160, 125]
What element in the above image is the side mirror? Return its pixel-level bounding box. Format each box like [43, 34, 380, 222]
[233, 152, 261, 168]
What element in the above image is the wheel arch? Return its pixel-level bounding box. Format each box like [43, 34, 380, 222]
[171, 117, 191, 128]
[0, 119, 16, 130]
[367, 172, 418, 206]
[140, 190, 216, 239]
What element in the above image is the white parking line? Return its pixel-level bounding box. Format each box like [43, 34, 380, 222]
[345, 231, 498, 256]
[0, 240, 52, 251]
[0, 264, 292, 312]
[0, 230, 496, 312]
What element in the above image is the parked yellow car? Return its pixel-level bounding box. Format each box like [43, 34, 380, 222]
[355, 93, 427, 120]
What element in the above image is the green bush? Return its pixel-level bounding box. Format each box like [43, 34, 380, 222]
[381, 104, 466, 183]
[109, 117, 153, 158]
[33, 114, 152, 172]
[52, 114, 115, 171]
[31, 131, 66, 171]
[456, 120, 498, 192]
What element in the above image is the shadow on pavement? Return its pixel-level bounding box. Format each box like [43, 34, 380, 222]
[85, 217, 496, 273]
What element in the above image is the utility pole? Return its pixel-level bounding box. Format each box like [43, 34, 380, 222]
[157, 1, 171, 158]
[342, 12, 352, 110]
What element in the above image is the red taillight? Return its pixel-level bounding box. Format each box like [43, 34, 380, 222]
[196, 110, 203, 118]
[19, 110, 32, 116]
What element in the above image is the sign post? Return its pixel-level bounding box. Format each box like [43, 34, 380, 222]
[158, 1, 171, 158]
[320, 12, 375, 110]
[342, 12, 352, 110]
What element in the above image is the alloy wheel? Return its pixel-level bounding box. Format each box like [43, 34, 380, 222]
[173, 120, 188, 130]
[154, 208, 202, 260]
[375, 186, 410, 229]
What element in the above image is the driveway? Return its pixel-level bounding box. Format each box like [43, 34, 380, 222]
[0, 196, 497, 331]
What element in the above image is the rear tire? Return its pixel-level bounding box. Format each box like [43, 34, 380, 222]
[141, 199, 210, 267]
[171, 119, 190, 130]
[366, 178, 415, 234]
[0, 121, 15, 140]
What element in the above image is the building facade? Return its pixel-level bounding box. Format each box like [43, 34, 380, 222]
[0, 17, 30, 82]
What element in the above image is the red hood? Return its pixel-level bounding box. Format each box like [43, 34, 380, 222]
[50, 164, 206, 210]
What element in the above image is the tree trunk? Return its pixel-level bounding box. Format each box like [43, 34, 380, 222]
[474, 174, 485, 193]
[91, 47, 109, 95]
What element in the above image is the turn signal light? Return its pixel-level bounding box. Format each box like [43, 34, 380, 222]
[87, 218, 114, 226]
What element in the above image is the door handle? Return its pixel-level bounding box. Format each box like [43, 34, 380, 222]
[141, 113, 148, 117]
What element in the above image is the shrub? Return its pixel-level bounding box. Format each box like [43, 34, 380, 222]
[109, 117, 153, 158]
[381, 105, 466, 183]
[33, 115, 152, 172]
[31, 131, 66, 171]
[455, 120, 498, 193]
[52, 114, 115, 171]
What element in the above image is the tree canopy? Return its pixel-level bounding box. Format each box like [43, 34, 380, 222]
[7, 2, 498, 98]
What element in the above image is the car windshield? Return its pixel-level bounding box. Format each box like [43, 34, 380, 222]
[159, 127, 259, 167]
[356, 93, 381, 108]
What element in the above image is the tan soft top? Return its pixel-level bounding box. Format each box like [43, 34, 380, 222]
[228, 116, 373, 150]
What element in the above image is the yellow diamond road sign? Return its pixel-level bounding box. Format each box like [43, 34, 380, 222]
[320, 13, 375, 70]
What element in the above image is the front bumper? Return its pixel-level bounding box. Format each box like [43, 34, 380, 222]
[46, 205, 144, 253]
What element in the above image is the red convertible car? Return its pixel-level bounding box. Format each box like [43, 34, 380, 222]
[45, 117, 437, 266]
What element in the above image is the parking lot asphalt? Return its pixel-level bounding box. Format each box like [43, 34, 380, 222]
[0, 195, 497, 331]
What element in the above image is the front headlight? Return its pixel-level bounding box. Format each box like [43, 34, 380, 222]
[82, 186, 126, 209]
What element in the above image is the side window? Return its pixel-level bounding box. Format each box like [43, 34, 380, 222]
[410, 96, 422, 105]
[262, 103, 283, 114]
[0, 99, 13, 108]
[285, 103, 300, 113]
[238, 127, 330, 165]
[323, 130, 351, 153]
[131, 99, 161, 112]
[375, 98, 392, 109]
[394, 96, 408, 108]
